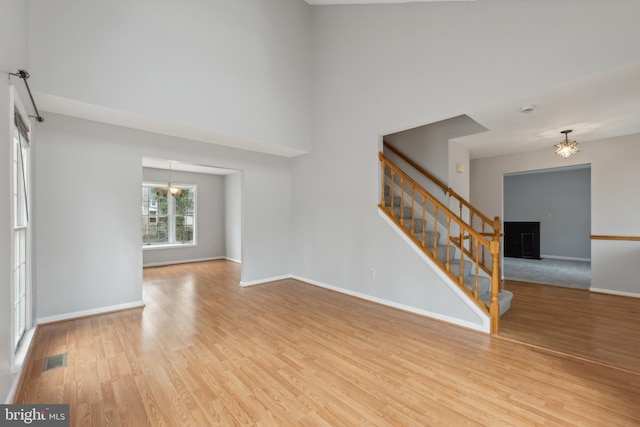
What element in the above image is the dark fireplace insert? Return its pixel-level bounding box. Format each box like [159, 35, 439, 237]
[504, 221, 541, 259]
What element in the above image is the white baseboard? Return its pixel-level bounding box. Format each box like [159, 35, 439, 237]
[37, 301, 146, 325]
[143, 256, 226, 268]
[377, 209, 490, 332]
[5, 327, 37, 404]
[240, 269, 489, 332]
[291, 274, 489, 334]
[590, 288, 640, 299]
[225, 257, 242, 264]
[540, 254, 591, 262]
[240, 275, 291, 287]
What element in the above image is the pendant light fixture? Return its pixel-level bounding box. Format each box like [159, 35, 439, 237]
[554, 129, 579, 159]
[167, 162, 180, 196]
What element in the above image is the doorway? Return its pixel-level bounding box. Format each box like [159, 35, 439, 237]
[140, 158, 242, 269]
[502, 165, 591, 289]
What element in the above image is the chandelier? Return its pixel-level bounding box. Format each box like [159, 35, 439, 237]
[554, 130, 579, 159]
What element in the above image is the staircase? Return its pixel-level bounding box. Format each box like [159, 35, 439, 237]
[379, 144, 513, 333]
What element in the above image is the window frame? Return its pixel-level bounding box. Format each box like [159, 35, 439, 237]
[10, 85, 32, 360]
[142, 181, 197, 249]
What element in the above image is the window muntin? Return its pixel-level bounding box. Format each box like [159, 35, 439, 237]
[142, 183, 196, 247]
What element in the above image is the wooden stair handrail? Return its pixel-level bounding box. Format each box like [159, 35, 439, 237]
[383, 141, 449, 194]
[447, 187, 498, 233]
[379, 151, 502, 333]
[383, 141, 499, 234]
[380, 153, 493, 251]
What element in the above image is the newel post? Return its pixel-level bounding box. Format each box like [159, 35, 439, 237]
[490, 216, 501, 334]
[378, 152, 385, 209]
[492, 216, 502, 289]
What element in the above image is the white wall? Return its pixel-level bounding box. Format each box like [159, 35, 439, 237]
[225, 172, 242, 263]
[142, 168, 226, 266]
[35, 118, 145, 320]
[290, 1, 640, 330]
[471, 133, 640, 295]
[448, 141, 470, 200]
[1, 0, 29, 403]
[385, 125, 449, 184]
[35, 113, 293, 321]
[28, 0, 312, 154]
[385, 115, 482, 188]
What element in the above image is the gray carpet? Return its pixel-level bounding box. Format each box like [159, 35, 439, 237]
[503, 257, 591, 290]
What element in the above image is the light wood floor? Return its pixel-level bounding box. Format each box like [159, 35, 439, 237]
[16, 261, 640, 426]
[500, 280, 640, 373]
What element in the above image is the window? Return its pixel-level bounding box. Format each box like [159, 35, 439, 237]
[12, 91, 31, 351]
[142, 183, 196, 247]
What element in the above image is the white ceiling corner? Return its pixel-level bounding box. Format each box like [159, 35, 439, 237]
[36, 92, 308, 159]
[304, 0, 473, 5]
[142, 158, 237, 176]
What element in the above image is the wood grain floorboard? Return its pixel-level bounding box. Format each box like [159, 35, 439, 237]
[15, 260, 640, 425]
[499, 280, 640, 373]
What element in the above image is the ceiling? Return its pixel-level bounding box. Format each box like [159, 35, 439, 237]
[301, 2, 640, 160]
[452, 61, 640, 159]
[35, 92, 307, 159]
[55, 59, 640, 164]
[305, 0, 471, 4]
[37, 0, 640, 163]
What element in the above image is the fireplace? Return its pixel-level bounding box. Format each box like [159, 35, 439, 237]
[504, 221, 541, 259]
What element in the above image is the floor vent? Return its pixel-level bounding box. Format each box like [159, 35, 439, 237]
[42, 353, 67, 371]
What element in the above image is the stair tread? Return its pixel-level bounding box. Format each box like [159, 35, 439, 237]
[479, 290, 514, 316]
[463, 275, 491, 296]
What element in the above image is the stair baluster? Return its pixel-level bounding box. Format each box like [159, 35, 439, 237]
[378, 150, 513, 333]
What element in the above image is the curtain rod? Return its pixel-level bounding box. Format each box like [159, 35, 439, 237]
[9, 69, 44, 123]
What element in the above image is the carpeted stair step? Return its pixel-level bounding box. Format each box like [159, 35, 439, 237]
[448, 259, 472, 278]
[405, 218, 425, 234]
[463, 275, 491, 296]
[383, 182, 513, 317]
[392, 206, 414, 219]
[383, 186, 400, 204]
[405, 226, 439, 247]
[384, 194, 402, 207]
[479, 290, 514, 316]
[432, 244, 451, 263]
[422, 244, 448, 262]
[404, 219, 436, 235]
